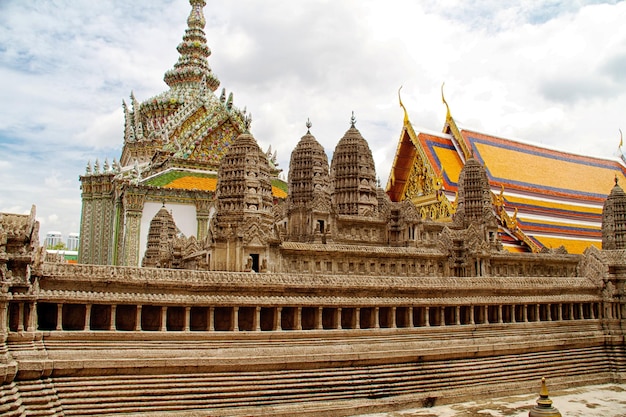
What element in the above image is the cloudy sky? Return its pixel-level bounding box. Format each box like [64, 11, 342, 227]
[1, 0, 625, 243]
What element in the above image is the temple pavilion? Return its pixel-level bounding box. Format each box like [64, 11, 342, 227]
[386, 90, 626, 254]
[78, 0, 286, 267]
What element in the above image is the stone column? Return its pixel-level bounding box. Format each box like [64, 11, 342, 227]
[233, 307, 239, 331]
[511, 305, 517, 323]
[254, 307, 261, 331]
[578, 303, 584, 320]
[16, 303, 24, 332]
[391, 307, 397, 328]
[523, 304, 528, 322]
[455, 306, 461, 325]
[374, 307, 380, 329]
[84, 304, 92, 331]
[547, 304, 552, 321]
[424, 307, 430, 327]
[498, 304, 503, 323]
[470, 306, 475, 325]
[208, 307, 215, 331]
[110, 305, 117, 331]
[55, 303, 63, 331]
[336, 308, 342, 329]
[135, 305, 142, 331]
[590, 303, 596, 320]
[316, 307, 323, 330]
[0, 303, 8, 337]
[27, 302, 37, 332]
[275, 307, 282, 331]
[535, 304, 540, 322]
[484, 305, 489, 324]
[295, 307, 302, 330]
[355, 308, 361, 329]
[558, 303, 563, 321]
[160, 306, 167, 331]
[408, 307, 414, 327]
[569, 303, 574, 320]
[184, 306, 191, 332]
[440, 307, 445, 326]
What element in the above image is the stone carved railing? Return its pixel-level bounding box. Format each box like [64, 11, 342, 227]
[41, 262, 598, 293]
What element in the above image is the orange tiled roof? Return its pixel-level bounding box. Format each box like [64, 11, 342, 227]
[149, 170, 288, 199]
[165, 176, 217, 191]
[389, 122, 625, 254]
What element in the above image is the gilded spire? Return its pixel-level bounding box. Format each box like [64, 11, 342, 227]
[164, 0, 220, 92]
[398, 86, 410, 125]
[529, 377, 561, 417]
[441, 82, 451, 120]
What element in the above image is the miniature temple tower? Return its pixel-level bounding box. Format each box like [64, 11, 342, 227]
[330, 114, 379, 218]
[286, 120, 331, 242]
[211, 132, 276, 272]
[602, 178, 626, 250]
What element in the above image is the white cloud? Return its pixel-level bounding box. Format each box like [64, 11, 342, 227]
[0, 0, 624, 242]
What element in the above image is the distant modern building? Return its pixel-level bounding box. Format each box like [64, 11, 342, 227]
[66, 233, 79, 251]
[44, 231, 62, 248]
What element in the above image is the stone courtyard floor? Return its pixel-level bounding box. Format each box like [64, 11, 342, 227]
[356, 384, 626, 417]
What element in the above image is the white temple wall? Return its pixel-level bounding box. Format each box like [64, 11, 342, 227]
[139, 202, 197, 264]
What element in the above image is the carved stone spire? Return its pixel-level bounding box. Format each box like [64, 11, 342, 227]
[454, 155, 496, 228]
[330, 118, 378, 217]
[164, 0, 220, 92]
[602, 177, 626, 250]
[288, 120, 330, 207]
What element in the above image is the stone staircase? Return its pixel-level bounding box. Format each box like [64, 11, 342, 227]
[3, 320, 624, 416]
[48, 345, 617, 416]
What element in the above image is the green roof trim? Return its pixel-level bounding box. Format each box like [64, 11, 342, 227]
[271, 178, 288, 193]
[144, 171, 217, 187]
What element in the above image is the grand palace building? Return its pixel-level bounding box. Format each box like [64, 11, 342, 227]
[0, 1, 625, 416]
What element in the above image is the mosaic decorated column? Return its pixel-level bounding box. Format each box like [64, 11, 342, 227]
[122, 192, 145, 267]
[195, 199, 212, 242]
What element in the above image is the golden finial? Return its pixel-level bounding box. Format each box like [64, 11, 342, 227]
[350, 111, 356, 128]
[306, 118, 312, 133]
[441, 82, 451, 120]
[619, 128, 623, 149]
[529, 377, 561, 417]
[398, 86, 410, 125]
